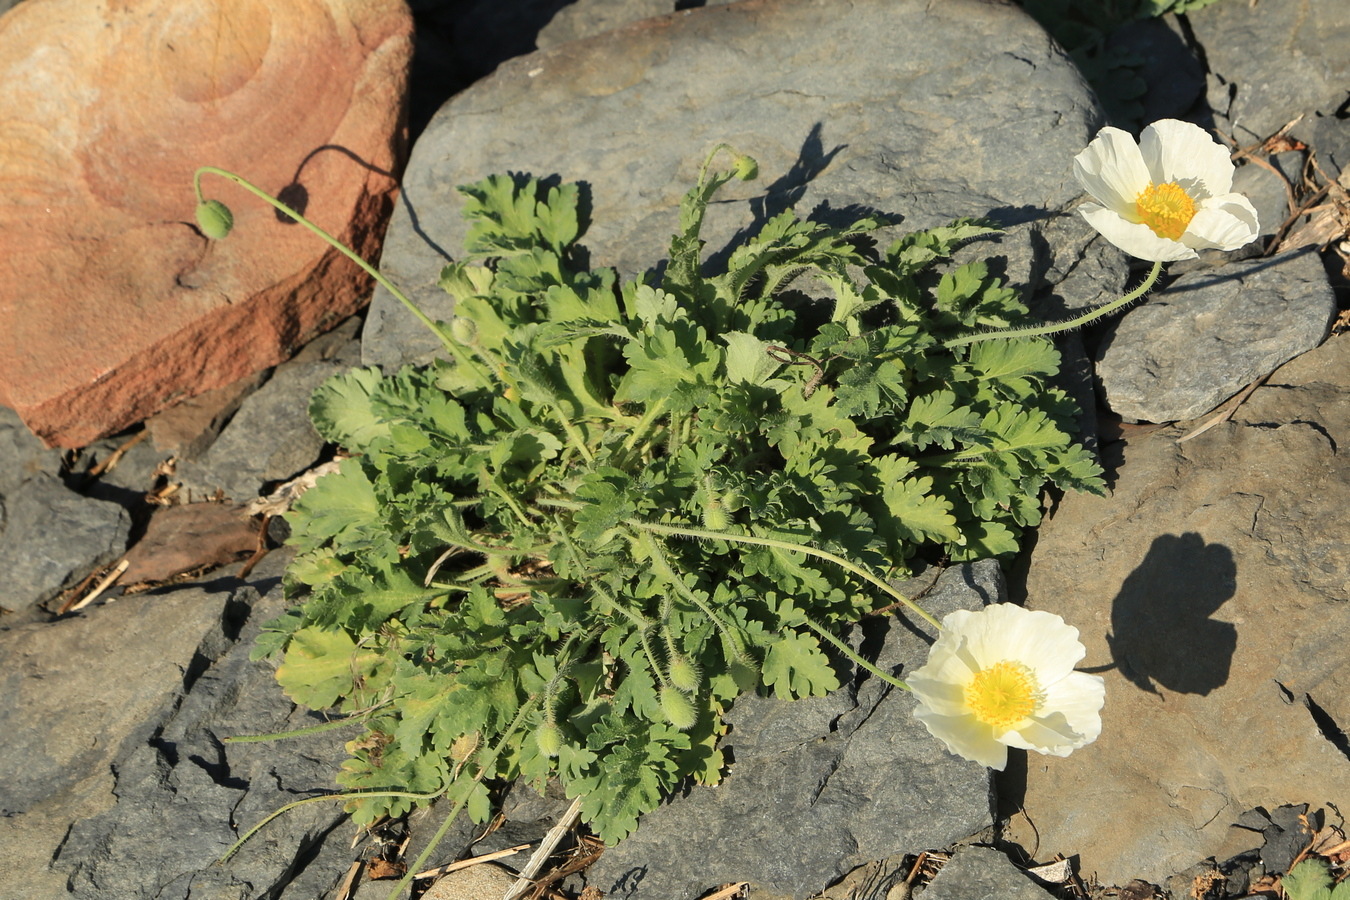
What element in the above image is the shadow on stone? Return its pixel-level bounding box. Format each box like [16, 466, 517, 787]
[1106, 531, 1236, 696]
[706, 122, 847, 271]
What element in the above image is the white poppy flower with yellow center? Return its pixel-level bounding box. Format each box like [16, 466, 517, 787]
[909, 604, 1105, 771]
[1073, 119, 1259, 262]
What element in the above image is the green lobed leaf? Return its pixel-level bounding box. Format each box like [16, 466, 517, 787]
[760, 629, 840, 699]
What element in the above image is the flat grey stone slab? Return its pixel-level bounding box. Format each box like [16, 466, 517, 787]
[1095, 248, 1335, 423]
[1014, 332, 1350, 883]
[366, 0, 1106, 369]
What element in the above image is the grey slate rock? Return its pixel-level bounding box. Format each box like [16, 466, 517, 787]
[0, 473, 129, 612]
[586, 561, 1001, 900]
[0, 404, 61, 497]
[1311, 114, 1350, 177]
[177, 326, 361, 501]
[1103, 17, 1204, 129]
[537, 0, 737, 48]
[1095, 248, 1336, 423]
[919, 846, 1056, 900]
[1231, 154, 1302, 239]
[52, 552, 360, 900]
[1190, 0, 1350, 145]
[537, 0, 674, 47]
[364, 0, 1108, 370]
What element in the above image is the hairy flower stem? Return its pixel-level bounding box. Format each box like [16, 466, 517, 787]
[379, 699, 539, 900]
[636, 532, 752, 663]
[941, 260, 1164, 349]
[380, 623, 598, 900]
[193, 167, 496, 392]
[630, 520, 942, 631]
[800, 616, 910, 691]
[222, 714, 373, 743]
[218, 789, 444, 864]
[621, 396, 668, 454]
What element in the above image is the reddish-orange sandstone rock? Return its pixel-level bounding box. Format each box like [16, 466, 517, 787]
[0, 0, 411, 447]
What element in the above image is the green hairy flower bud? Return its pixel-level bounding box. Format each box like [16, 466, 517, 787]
[659, 685, 698, 731]
[733, 155, 759, 181]
[701, 497, 730, 531]
[535, 721, 563, 758]
[449, 316, 478, 345]
[667, 654, 702, 693]
[195, 199, 234, 239]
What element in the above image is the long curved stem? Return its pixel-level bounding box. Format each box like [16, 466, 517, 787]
[800, 616, 910, 691]
[942, 260, 1164, 349]
[629, 519, 941, 631]
[193, 166, 495, 392]
[216, 789, 445, 864]
[222, 713, 373, 743]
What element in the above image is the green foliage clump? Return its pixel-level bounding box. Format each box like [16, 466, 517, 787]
[259, 148, 1104, 845]
[1282, 859, 1350, 900]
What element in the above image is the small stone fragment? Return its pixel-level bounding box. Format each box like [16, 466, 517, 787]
[0, 474, 130, 612]
[118, 503, 260, 586]
[921, 846, 1057, 900]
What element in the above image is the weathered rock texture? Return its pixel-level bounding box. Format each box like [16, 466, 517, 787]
[587, 562, 1001, 900]
[536, 0, 736, 47]
[1190, 0, 1350, 145]
[1095, 249, 1335, 423]
[1011, 331, 1350, 884]
[365, 0, 1109, 370]
[0, 473, 130, 611]
[0, 0, 412, 448]
[0, 553, 361, 900]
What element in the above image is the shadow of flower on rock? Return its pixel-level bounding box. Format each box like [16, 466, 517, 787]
[1106, 532, 1237, 696]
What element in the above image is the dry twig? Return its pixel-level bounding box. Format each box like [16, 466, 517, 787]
[412, 842, 531, 881]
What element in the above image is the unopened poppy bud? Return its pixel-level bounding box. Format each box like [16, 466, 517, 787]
[195, 199, 234, 239]
[660, 685, 697, 730]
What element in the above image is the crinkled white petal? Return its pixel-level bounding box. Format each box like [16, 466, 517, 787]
[907, 666, 970, 718]
[1072, 127, 1151, 214]
[913, 706, 1009, 770]
[1080, 203, 1198, 261]
[944, 603, 1086, 687]
[1183, 193, 1260, 251]
[1139, 119, 1234, 199]
[1002, 671, 1105, 754]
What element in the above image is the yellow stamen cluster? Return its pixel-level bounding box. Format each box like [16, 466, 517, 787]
[1135, 181, 1196, 240]
[965, 660, 1040, 730]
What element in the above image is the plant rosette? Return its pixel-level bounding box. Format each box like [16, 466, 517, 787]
[190, 118, 1257, 889]
[195, 145, 1104, 863]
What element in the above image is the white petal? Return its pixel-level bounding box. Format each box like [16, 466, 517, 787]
[913, 706, 1009, 769]
[1005, 672, 1106, 755]
[1073, 127, 1151, 214]
[1183, 194, 1260, 251]
[909, 629, 979, 689]
[908, 670, 970, 717]
[1081, 203, 1197, 262]
[1139, 119, 1234, 199]
[1003, 715, 1081, 756]
[955, 604, 1086, 686]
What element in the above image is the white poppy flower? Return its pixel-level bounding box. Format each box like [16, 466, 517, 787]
[1072, 119, 1259, 262]
[909, 604, 1105, 771]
